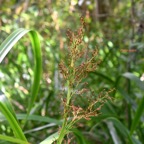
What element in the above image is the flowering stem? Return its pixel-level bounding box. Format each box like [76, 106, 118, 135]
[57, 81, 71, 144]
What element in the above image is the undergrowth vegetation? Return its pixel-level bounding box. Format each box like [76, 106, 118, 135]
[0, 0, 144, 144]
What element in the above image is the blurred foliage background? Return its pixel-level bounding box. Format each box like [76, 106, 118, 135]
[0, 0, 144, 143]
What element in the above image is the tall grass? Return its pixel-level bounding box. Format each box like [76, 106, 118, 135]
[0, 27, 144, 144]
[0, 28, 42, 143]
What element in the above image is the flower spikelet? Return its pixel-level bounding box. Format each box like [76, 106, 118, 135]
[58, 18, 114, 140]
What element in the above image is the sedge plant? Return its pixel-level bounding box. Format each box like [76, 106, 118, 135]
[56, 18, 113, 144]
[0, 19, 113, 144]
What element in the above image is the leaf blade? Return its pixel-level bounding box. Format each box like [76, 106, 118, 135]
[0, 28, 42, 115]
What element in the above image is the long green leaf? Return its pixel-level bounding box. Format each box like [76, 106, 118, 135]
[0, 91, 17, 120]
[92, 115, 136, 144]
[0, 28, 42, 142]
[130, 96, 144, 135]
[108, 117, 140, 144]
[0, 93, 27, 141]
[0, 113, 62, 125]
[17, 114, 62, 125]
[107, 117, 133, 144]
[122, 73, 144, 135]
[122, 72, 144, 90]
[0, 28, 42, 115]
[39, 132, 59, 144]
[71, 129, 88, 144]
[106, 121, 122, 144]
[90, 71, 115, 83]
[0, 134, 30, 144]
[27, 30, 42, 114]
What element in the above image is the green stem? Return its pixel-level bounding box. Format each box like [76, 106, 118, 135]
[57, 81, 71, 144]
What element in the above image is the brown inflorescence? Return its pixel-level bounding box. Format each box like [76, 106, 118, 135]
[58, 18, 114, 139]
[69, 88, 114, 122]
[59, 18, 101, 87]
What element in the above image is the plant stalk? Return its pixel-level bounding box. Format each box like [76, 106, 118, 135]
[57, 80, 71, 144]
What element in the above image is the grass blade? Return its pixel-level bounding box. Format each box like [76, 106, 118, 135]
[107, 117, 135, 144]
[92, 115, 135, 144]
[130, 96, 144, 135]
[71, 129, 88, 144]
[122, 72, 144, 90]
[0, 28, 42, 115]
[17, 114, 62, 125]
[39, 132, 59, 144]
[0, 134, 30, 144]
[107, 121, 122, 144]
[0, 28, 29, 62]
[0, 92, 27, 141]
[27, 30, 42, 114]
[122, 73, 144, 135]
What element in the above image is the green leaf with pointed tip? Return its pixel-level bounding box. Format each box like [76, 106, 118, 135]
[0, 92, 27, 141]
[0, 28, 42, 116]
[0, 28, 42, 142]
